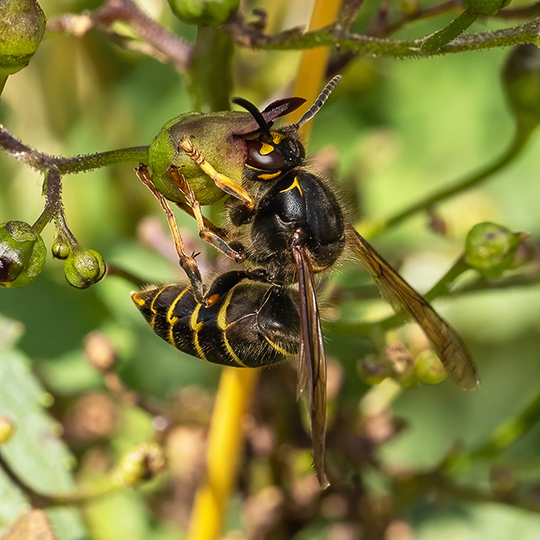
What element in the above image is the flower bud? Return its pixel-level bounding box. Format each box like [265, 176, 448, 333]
[0, 221, 46, 288]
[168, 0, 240, 26]
[503, 44, 540, 128]
[113, 442, 166, 487]
[357, 355, 391, 386]
[462, 0, 510, 16]
[465, 222, 526, 278]
[64, 248, 106, 289]
[51, 236, 71, 260]
[0, 0, 46, 77]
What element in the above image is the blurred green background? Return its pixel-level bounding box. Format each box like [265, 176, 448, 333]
[2, 0, 540, 538]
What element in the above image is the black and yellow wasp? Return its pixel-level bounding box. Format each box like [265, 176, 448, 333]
[132, 77, 479, 487]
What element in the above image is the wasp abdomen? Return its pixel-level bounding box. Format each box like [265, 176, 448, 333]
[131, 278, 300, 368]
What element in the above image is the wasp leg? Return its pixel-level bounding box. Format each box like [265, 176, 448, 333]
[179, 137, 255, 213]
[135, 164, 204, 302]
[168, 165, 246, 264]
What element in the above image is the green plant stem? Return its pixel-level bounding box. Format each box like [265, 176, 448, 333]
[0, 124, 148, 174]
[188, 27, 234, 112]
[53, 147, 150, 174]
[470, 388, 540, 459]
[365, 124, 534, 236]
[230, 16, 540, 57]
[421, 8, 478, 52]
[432, 472, 540, 512]
[423, 255, 471, 302]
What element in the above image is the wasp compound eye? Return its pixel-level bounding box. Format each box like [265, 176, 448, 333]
[245, 140, 286, 171]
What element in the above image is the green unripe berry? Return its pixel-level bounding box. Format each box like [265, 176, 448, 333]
[0, 221, 46, 288]
[168, 0, 240, 26]
[64, 248, 106, 289]
[465, 222, 525, 278]
[0, 0, 46, 76]
[414, 350, 447, 385]
[51, 236, 71, 260]
[462, 0, 510, 16]
[503, 44, 540, 128]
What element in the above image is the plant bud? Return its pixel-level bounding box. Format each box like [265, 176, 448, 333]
[503, 44, 540, 128]
[465, 222, 526, 278]
[51, 236, 71, 260]
[357, 355, 391, 385]
[64, 248, 106, 289]
[462, 0, 510, 16]
[0, 221, 46, 288]
[0, 0, 46, 76]
[168, 0, 240, 26]
[114, 442, 166, 487]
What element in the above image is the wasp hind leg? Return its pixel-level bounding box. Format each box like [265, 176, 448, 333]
[135, 164, 204, 302]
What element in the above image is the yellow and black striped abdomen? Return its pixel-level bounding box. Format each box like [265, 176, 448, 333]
[131, 274, 300, 368]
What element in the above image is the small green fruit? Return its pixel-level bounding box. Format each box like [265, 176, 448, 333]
[114, 442, 166, 487]
[64, 248, 106, 289]
[503, 44, 540, 128]
[0, 0, 46, 76]
[168, 0, 240, 26]
[465, 222, 525, 278]
[0, 221, 46, 288]
[51, 236, 71, 260]
[414, 350, 447, 385]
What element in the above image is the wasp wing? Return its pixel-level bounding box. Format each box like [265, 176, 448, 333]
[345, 223, 479, 390]
[292, 244, 329, 488]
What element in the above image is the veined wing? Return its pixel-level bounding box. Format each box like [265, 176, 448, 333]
[346, 223, 479, 390]
[292, 242, 329, 488]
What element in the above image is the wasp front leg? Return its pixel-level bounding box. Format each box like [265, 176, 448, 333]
[179, 137, 256, 213]
[135, 164, 204, 302]
[167, 165, 246, 263]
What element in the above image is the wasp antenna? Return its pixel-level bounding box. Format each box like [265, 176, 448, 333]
[295, 75, 342, 129]
[232, 97, 272, 138]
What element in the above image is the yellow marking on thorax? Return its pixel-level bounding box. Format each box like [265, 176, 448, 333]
[217, 289, 247, 367]
[279, 176, 303, 196]
[190, 304, 206, 360]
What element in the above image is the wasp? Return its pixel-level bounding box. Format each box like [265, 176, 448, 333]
[132, 78, 479, 487]
[134, 79, 335, 301]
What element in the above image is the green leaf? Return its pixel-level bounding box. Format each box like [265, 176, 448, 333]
[0, 316, 86, 540]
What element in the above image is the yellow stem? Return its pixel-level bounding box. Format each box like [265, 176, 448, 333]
[187, 3, 343, 537]
[187, 367, 260, 540]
